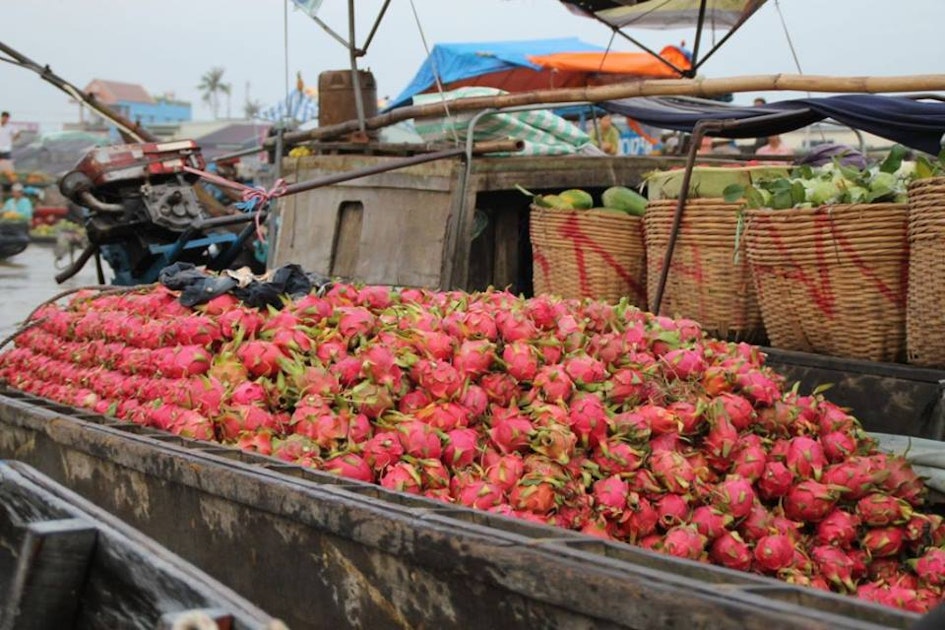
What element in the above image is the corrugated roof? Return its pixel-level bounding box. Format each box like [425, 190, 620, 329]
[84, 79, 155, 105]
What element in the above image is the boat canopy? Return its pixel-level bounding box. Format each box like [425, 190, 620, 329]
[561, 0, 768, 77]
[389, 38, 690, 110]
[604, 94, 945, 155]
[560, 0, 767, 30]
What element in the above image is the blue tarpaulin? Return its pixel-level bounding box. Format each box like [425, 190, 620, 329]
[389, 38, 605, 109]
[604, 95, 945, 155]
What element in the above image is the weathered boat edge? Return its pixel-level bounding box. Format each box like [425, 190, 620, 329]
[0, 388, 919, 630]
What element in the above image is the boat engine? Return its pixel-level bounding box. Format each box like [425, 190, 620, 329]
[57, 140, 259, 285]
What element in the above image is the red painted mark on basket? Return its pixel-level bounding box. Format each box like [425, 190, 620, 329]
[532, 248, 551, 287]
[760, 214, 837, 318]
[559, 215, 645, 301]
[828, 218, 906, 308]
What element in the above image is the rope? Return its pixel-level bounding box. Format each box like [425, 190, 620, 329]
[183, 165, 287, 241]
[774, 0, 824, 141]
[408, 0, 460, 145]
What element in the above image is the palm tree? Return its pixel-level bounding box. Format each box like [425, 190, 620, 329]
[243, 99, 263, 119]
[197, 67, 230, 119]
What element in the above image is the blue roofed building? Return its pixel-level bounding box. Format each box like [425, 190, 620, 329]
[83, 79, 192, 138]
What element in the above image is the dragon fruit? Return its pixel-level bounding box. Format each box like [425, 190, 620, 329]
[710, 531, 753, 571]
[814, 509, 860, 548]
[661, 526, 707, 560]
[711, 477, 756, 519]
[783, 481, 838, 523]
[856, 493, 912, 527]
[754, 534, 795, 573]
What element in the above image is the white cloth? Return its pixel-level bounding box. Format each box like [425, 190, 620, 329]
[0, 124, 13, 153]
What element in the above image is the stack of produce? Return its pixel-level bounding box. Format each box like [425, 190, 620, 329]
[525, 186, 648, 304]
[523, 185, 647, 216]
[1, 283, 944, 613]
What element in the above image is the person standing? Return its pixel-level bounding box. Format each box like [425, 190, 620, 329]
[756, 135, 794, 163]
[588, 114, 620, 156]
[0, 112, 18, 184]
[2, 183, 33, 221]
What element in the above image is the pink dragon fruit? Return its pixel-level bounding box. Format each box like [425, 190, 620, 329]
[730, 443, 767, 483]
[660, 348, 706, 381]
[530, 422, 577, 464]
[821, 457, 875, 501]
[655, 493, 690, 530]
[861, 527, 905, 558]
[650, 449, 696, 494]
[592, 438, 644, 476]
[814, 509, 860, 548]
[453, 339, 496, 378]
[323, 453, 374, 483]
[811, 545, 857, 591]
[502, 341, 540, 382]
[566, 392, 609, 448]
[381, 461, 423, 494]
[707, 393, 755, 432]
[702, 416, 739, 472]
[737, 502, 772, 543]
[690, 506, 731, 540]
[443, 428, 481, 468]
[509, 474, 558, 514]
[604, 367, 646, 405]
[362, 431, 405, 471]
[453, 479, 505, 510]
[532, 365, 574, 403]
[622, 497, 659, 542]
[484, 453, 525, 492]
[563, 353, 608, 386]
[821, 430, 858, 463]
[856, 492, 912, 527]
[753, 534, 795, 573]
[912, 548, 945, 588]
[784, 436, 827, 480]
[710, 477, 756, 519]
[397, 420, 443, 460]
[488, 407, 534, 454]
[661, 526, 707, 560]
[783, 480, 838, 523]
[592, 475, 630, 519]
[710, 531, 753, 571]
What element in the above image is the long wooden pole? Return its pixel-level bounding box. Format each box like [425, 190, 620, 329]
[277, 73, 945, 146]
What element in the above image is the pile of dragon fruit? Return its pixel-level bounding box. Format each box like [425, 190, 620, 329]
[1, 283, 944, 614]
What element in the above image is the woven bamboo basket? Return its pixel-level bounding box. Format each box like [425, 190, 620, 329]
[643, 199, 764, 342]
[744, 203, 909, 363]
[906, 177, 945, 367]
[529, 205, 646, 306]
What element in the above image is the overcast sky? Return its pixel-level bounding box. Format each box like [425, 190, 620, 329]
[1, 0, 943, 131]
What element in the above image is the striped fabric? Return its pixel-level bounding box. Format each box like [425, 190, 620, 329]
[258, 90, 319, 124]
[411, 87, 592, 156]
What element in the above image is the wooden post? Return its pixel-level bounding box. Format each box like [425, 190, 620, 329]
[1, 518, 97, 630]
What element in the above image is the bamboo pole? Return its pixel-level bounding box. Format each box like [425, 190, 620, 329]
[277, 73, 945, 146]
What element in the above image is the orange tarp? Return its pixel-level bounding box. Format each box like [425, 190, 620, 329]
[528, 46, 691, 79]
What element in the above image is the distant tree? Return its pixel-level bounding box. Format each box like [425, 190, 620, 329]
[198, 67, 231, 119]
[244, 99, 264, 119]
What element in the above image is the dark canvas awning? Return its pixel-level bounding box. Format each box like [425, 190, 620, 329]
[561, 0, 768, 77]
[603, 94, 945, 155]
[561, 0, 767, 29]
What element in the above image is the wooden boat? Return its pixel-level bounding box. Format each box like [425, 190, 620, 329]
[0, 387, 929, 630]
[0, 459, 283, 629]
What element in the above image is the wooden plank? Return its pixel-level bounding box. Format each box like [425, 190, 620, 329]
[492, 204, 521, 291]
[2, 518, 97, 630]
